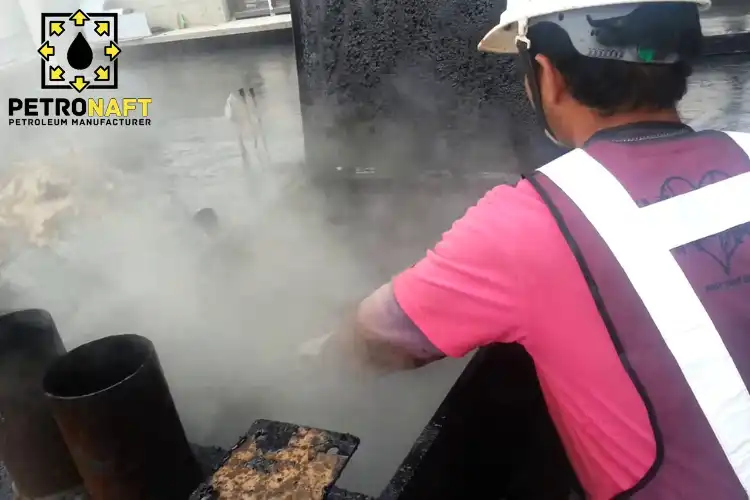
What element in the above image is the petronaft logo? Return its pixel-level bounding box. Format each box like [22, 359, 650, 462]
[7, 9, 152, 128]
[39, 9, 121, 92]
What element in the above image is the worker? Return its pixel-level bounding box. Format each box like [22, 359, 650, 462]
[324, 0, 750, 498]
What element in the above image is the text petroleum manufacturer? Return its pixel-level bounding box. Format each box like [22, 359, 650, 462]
[8, 98, 152, 127]
[7, 9, 153, 127]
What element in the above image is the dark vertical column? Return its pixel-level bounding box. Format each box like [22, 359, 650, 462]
[0, 309, 83, 498]
[290, 0, 565, 181]
[44, 334, 203, 500]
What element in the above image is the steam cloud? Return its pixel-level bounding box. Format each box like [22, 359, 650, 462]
[0, 43, 471, 495]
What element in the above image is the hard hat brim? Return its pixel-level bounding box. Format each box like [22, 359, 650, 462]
[477, 23, 519, 54]
[478, 0, 712, 55]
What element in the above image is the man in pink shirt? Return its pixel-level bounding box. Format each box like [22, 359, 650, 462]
[323, 0, 750, 498]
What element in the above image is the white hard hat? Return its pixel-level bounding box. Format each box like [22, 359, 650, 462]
[478, 0, 711, 54]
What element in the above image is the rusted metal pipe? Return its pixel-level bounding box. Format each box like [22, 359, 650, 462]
[0, 309, 83, 498]
[43, 334, 203, 500]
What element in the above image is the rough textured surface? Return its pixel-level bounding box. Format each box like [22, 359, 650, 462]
[291, 0, 563, 179]
[190, 420, 359, 500]
[290, 0, 750, 180]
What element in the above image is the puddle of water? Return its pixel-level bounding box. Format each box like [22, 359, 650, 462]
[701, 3, 750, 36]
[682, 55, 750, 131]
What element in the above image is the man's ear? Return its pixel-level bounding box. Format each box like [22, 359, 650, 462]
[534, 54, 566, 106]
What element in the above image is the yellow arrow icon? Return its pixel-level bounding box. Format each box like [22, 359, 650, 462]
[94, 66, 109, 81]
[94, 21, 109, 36]
[38, 41, 55, 61]
[49, 66, 65, 81]
[69, 9, 89, 26]
[50, 21, 65, 36]
[104, 41, 121, 61]
[70, 76, 89, 93]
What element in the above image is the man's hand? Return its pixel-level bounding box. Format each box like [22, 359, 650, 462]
[299, 283, 445, 376]
[297, 332, 335, 358]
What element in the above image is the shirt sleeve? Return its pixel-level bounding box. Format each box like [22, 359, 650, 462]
[391, 183, 531, 358]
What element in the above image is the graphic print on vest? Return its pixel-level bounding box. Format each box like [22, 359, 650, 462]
[636, 170, 750, 293]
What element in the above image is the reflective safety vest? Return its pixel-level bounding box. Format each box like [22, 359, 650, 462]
[528, 131, 750, 499]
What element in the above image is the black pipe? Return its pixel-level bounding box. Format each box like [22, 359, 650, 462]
[43, 334, 203, 500]
[0, 309, 83, 498]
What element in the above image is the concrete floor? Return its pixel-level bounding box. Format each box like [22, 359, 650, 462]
[1, 14, 750, 497]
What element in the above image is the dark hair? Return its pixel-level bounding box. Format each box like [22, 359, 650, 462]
[527, 3, 703, 116]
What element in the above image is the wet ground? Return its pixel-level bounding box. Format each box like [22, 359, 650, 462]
[701, 3, 750, 36]
[1, 9, 750, 497]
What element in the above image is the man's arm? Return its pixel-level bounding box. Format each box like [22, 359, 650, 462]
[297, 283, 443, 376]
[350, 282, 446, 371]
[325, 184, 530, 373]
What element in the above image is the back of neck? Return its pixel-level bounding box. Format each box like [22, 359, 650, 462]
[575, 108, 682, 147]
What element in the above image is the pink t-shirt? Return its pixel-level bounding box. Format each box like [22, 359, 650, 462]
[392, 179, 655, 500]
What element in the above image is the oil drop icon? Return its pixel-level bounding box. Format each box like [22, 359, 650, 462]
[67, 32, 93, 70]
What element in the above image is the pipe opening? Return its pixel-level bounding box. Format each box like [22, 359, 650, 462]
[43, 334, 153, 399]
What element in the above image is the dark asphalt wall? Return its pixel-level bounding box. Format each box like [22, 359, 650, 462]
[291, 0, 565, 180]
[291, 0, 750, 180]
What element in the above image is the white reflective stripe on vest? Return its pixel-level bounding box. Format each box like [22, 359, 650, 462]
[537, 131, 750, 492]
